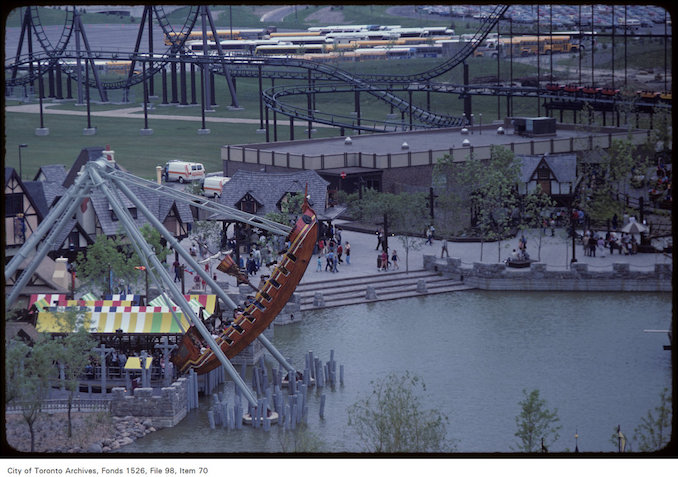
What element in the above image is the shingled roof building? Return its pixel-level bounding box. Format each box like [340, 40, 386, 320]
[11, 147, 194, 262]
[517, 153, 577, 206]
[216, 169, 339, 220]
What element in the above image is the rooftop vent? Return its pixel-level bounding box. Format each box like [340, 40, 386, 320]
[462, 139, 471, 147]
[461, 128, 469, 135]
[401, 141, 409, 150]
[497, 127, 505, 135]
[344, 136, 352, 145]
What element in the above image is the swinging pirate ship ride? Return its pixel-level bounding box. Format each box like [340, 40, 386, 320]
[171, 192, 318, 374]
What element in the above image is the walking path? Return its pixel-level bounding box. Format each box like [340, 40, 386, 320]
[299, 219, 672, 282]
[5, 102, 334, 128]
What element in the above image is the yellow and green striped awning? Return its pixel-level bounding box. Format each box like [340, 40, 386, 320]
[124, 356, 153, 370]
[36, 307, 191, 334]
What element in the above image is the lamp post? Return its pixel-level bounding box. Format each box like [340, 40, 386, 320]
[18, 144, 27, 179]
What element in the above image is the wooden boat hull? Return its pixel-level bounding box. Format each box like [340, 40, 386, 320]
[172, 199, 318, 375]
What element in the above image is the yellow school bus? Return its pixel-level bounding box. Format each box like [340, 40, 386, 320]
[498, 35, 579, 56]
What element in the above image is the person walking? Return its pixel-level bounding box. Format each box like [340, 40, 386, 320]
[337, 243, 343, 263]
[325, 251, 334, 272]
[173, 259, 181, 282]
[391, 249, 399, 270]
[345, 241, 351, 265]
[380, 250, 389, 271]
[332, 252, 339, 273]
[316, 254, 322, 272]
[441, 239, 449, 258]
[426, 225, 435, 245]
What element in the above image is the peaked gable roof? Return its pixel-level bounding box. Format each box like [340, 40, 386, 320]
[217, 169, 329, 217]
[518, 153, 576, 184]
[5, 167, 45, 221]
[89, 182, 193, 236]
[34, 164, 68, 185]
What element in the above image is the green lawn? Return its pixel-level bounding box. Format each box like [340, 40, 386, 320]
[5, 52, 543, 181]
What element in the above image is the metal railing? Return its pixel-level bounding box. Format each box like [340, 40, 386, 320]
[6, 398, 112, 414]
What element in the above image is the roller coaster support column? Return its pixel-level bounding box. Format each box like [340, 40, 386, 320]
[72, 10, 107, 102]
[190, 63, 197, 105]
[200, 9, 213, 113]
[408, 90, 413, 131]
[463, 62, 472, 122]
[203, 6, 240, 109]
[55, 63, 63, 100]
[170, 57, 178, 104]
[146, 7, 155, 98]
[94, 163, 258, 407]
[179, 56, 187, 105]
[258, 65, 264, 131]
[354, 89, 361, 134]
[161, 67, 168, 104]
[289, 117, 294, 141]
[273, 109, 278, 142]
[37, 60, 46, 131]
[308, 90, 313, 139]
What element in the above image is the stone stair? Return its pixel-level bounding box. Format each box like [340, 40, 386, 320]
[296, 270, 472, 311]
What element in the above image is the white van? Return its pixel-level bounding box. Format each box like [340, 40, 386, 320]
[202, 176, 230, 198]
[163, 161, 205, 183]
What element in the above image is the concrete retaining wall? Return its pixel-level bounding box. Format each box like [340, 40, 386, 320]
[424, 255, 672, 292]
[110, 377, 188, 428]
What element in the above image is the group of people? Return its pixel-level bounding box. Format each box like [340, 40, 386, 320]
[508, 234, 531, 262]
[377, 249, 399, 271]
[316, 231, 350, 273]
[583, 231, 639, 257]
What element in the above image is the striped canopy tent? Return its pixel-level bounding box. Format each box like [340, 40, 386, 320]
[30, 298, 134, 312]
[148, 296, 203, 316]
[104, 294, 143, 305]
[36, 306, 191, 334]
[29, 294, 68, 308]
[185, 294, 218, 315]
[148, 294, 218, 316]
[124, 356, 153, 370]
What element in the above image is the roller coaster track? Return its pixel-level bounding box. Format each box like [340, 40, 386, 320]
[221, 4, 510, 129]
[24, 5, 667, 132]
[6, 6, 201, 90]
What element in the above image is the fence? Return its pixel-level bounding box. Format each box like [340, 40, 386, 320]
[223, 129, 651, 171]
[6, 398, 112, 414]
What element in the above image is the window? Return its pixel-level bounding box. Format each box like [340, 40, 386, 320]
[5, 193, 23, 216]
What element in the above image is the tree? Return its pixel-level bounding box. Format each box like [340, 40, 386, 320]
[438, 146, 521, 262]
[76, 225, 169, 295]
[277, 423, 326, 453]
[513, 388, 562, 452]
[346, 188, 429, 272]
[75, 234, 129, 294]
[520, 186, 556, 261]
[52, 308, 97, 438]
[5, 337, 60, 452]
[190, 220, 223, 256]
[347, 371, 454, 453]
[633, 387, 672, 452]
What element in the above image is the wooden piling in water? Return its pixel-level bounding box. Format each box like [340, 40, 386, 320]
[319, 394, 326, 419]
